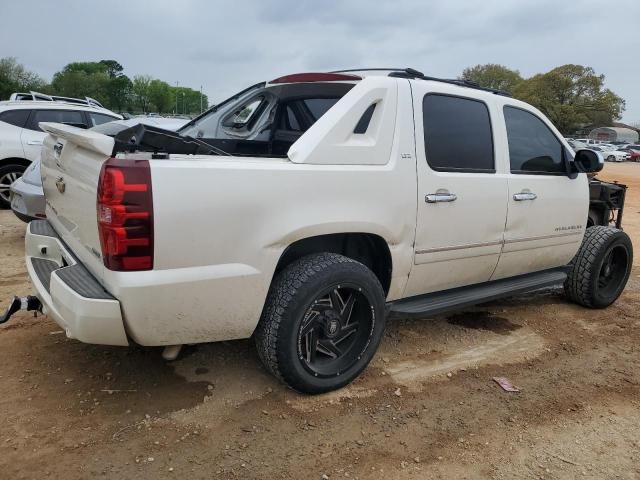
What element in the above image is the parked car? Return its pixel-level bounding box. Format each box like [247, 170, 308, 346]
[619, 145, 640, 162]
[9, 117, 189, 222]
[575, 138, 601, 145]
[598, 145, 631, 162]
[0, 93, 121, 208]
[1, 68, 632, 394]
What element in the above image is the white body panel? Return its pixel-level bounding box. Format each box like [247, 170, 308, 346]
[25, 76, 590, 347]
[0, 122, 27, 160]
[20, 129, 47, 161]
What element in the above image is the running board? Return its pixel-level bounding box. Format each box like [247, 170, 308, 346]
[389, 268, 568, 318]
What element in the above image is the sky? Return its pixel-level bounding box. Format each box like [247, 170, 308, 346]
[1, 0, 638, 124]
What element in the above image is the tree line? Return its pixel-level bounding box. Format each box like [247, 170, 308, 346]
[460, 64, 625, 133]
[0, 57, 208, 115]
[0, 58, 625, 132]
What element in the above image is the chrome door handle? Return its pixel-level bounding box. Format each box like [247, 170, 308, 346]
[426, 192, 457, 203]
[27, 140, 43, 146]
[513, 192, 537, 201]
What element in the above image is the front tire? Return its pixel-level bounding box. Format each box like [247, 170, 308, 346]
[255, 253, 386, 394]
[564, 226, 633, 308]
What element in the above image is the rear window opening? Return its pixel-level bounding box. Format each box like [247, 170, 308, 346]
[114, 81, 356, 159]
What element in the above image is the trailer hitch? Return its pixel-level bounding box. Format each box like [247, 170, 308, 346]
[0, 296, 42, 324]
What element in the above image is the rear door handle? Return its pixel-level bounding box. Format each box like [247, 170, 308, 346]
[513, 192, 537, 201]
[27, 140, 43, 146]
[425, 192, 457, 203]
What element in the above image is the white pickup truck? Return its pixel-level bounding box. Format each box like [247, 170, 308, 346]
[1, 68, 633, 393]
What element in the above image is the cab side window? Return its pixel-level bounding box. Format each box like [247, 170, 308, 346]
[423, 94, 494, 173]
[504, 106, 565, 174]
[27, 110, 87, 131]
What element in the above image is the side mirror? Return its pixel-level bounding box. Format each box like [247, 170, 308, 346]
[572, 149, 603, 174]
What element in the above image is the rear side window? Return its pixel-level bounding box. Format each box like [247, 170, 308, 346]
[303, 98, 338, 121]
[285, 106, 301, 131]
[224, 97, 265, 128]
[423, 94, 494, 172]
[504, 106, 565, 174]
[28, 110, 87, 131]
[89, 112, 117, 127]
[0, 109, 30, 128]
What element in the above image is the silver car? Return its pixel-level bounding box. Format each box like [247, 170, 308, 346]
[9, 160, 45, 222]
[9, 117, 189, 222]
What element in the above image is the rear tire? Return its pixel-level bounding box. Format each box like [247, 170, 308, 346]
[0, 164, 26, 209]
[255, 253, 386, 394]
[564, 226, 633, 308]
[607, 155, 615, 162]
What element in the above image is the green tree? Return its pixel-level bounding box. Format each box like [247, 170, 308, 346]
[132, 75, 152, 113]
[99, 60, 130, 112]
[170, 86, 208, 114]
[460, 64, 522, 93]
[0, 57, 47, 100]
[148, 79, 172, 113]
[108, 74, 132, 112]
[99, 60, 124, 78]
[513, 64, 625, 133]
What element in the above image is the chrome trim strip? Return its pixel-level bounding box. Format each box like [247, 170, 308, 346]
[416, 231, 582, 255]
[416, 240, 502, 255]
[504, 231, 582, 244]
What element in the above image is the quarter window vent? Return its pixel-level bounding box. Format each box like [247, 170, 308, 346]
[353, 103, 377, 134]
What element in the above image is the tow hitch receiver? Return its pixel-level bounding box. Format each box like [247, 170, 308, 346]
[0, 296, 42, 324]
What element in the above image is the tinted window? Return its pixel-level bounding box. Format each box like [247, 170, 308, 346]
[29, 110, 86, 131]
[422, 94, 494, 172]
[303, 98, 339, 121]
[0, 109, 30, 128]
[504, 106, 565, 174]
[286, 106, 301, 131]
[89, 112, 117, 127]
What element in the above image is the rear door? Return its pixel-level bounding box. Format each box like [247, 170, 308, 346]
[404, 86, 509, 297]
[0, 109, 30, 158]
[491, 105, 588, 280]
[22, 109, 88, 161]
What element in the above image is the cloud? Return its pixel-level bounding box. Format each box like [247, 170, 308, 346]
[0, 0, 638, 123]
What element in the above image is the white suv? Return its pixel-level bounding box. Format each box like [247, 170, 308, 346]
[1, 69, 631, 394]
[0, 95, 121, 207]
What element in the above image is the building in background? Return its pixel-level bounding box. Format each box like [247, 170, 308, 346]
[588, 125, 639, 143]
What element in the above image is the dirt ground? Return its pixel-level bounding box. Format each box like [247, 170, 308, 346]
[1, 163, 639, 480]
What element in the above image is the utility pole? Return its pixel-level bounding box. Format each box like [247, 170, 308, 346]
[200, 85, 203, 113]
[175, 81, 179, 115]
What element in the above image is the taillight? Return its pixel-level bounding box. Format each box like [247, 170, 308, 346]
[97, 158, 153, 271]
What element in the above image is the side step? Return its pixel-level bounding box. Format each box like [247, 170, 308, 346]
[389, 268, 568, 318]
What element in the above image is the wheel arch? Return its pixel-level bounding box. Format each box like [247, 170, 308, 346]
[0, 157, 31, 168]
[273, 232, 393, 295]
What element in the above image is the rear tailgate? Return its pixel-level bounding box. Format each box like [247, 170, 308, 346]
[40, 122, 114, 282]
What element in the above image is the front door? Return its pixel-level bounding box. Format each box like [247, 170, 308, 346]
[404, 87, 508, 297]
[491, 105, 588, 280]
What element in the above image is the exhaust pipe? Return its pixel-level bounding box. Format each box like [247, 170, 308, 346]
[0, 296, 42, 324]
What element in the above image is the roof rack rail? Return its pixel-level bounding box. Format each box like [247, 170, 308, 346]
[387, 68, 512, 97]
[330, 67, 512, 97]
[8, 91, 105, 108]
